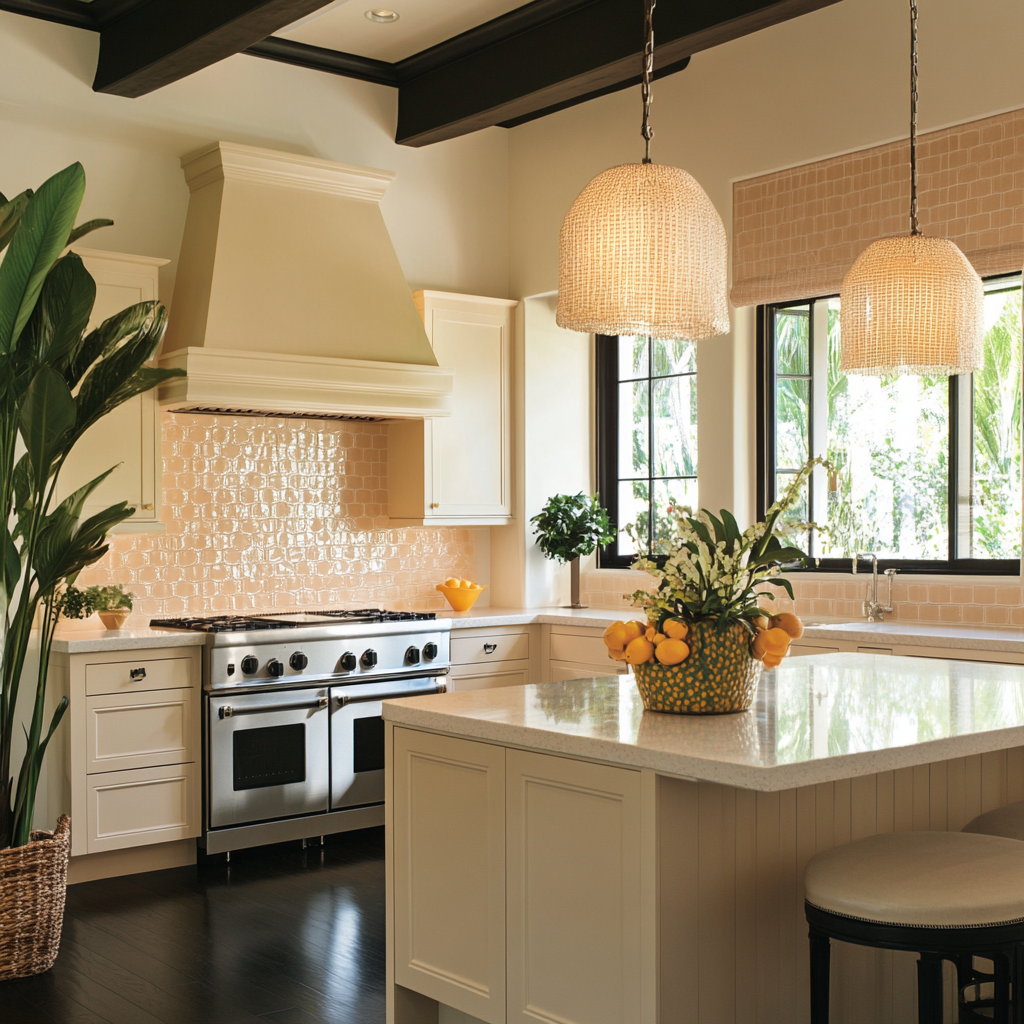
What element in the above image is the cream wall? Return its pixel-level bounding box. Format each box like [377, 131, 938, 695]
[0, 11, 509, 302]
[507, 0, 1024, 527]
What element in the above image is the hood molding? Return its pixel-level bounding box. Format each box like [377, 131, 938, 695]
[159, 142, 450, 419]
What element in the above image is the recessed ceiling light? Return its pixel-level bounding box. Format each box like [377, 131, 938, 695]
[365, 8, 399, 22]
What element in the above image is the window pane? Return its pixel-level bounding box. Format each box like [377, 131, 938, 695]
[652, 337, 696, 376]
[618, 336, 649, 380]
[821, 302, 949, 559]
[617, 479, 648, 557]
[776, 378, 809, 468]
[618, 380, 649, 478]
[653, 374, 697, 477]
[775, 306, 810, 375]
[653, 479, 697, 555]
[968, 281, 1023, 559]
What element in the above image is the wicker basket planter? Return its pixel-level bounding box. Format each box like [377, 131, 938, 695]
[632, 620, 762, 715]
[0, 815, 71, 980]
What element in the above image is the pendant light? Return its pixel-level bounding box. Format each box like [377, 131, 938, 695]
[555, 0, 729, 340]
[840, 0, 983, 376]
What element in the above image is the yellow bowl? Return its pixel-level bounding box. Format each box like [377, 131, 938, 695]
[436, 583, 486, 612]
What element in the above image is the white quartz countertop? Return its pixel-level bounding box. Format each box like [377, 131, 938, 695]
[51, 626, 207, 654]
[438, 606, 643, 629]
[383, 652, 1024, 791]
[800, 619, 1024, 652]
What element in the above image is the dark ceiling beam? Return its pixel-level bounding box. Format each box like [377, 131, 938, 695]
[0, 0, 94, 30]
[245, 36, 398, 87]
[395, 0, 844, 146]
[92, 0, 334, 98]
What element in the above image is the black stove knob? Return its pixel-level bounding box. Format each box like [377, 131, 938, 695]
[361, 649, 378, 669]
[290, 651, 308, 671]
[423, 642, 438, 661]
[339, 651, 357, 672]
[405, 646, 421, 665]
[241, 655, 259, 675]
[267, 658, 284, 678]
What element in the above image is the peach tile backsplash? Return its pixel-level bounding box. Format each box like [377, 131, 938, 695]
[581, 569, 1024, 625]
[77, 412, 481, 625]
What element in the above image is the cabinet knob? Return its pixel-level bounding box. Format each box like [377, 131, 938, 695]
[129, 667, 147, 680]
[483, 643, 498, 655]
[430, 503, 440, 509]
[140, 503, 155, 511]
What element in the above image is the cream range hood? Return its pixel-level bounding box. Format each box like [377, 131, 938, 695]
[158, 142, 452, 420]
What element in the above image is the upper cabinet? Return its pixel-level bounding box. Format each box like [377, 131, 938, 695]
[389, 291, 516, 526]
[56, 248, 168, 531]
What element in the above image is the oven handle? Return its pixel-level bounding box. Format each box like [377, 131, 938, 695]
[219, 696, 328, 719]
[337, 682, 446, 707]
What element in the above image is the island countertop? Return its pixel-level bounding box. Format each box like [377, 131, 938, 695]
[383, 651, 1024, 791]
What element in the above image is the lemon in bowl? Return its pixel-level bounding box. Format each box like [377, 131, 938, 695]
[437, 578, 486, 611]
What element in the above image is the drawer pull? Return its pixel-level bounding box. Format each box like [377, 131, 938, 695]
[129, 667, 147, 681]
[483, 643, 498, 655]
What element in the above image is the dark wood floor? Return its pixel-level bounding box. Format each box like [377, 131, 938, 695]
[4, 828, 387, 1024]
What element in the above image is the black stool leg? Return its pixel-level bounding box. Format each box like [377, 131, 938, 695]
[994, 952, 1011, 1024]
[917, 953, 944, 1024]
[1013, 943, 1024, 1024]
[809, 930, 831, 1024]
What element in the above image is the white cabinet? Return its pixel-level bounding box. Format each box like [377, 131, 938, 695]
[57, 248, 168, 531]
[56, 646, 202, 858]
[448, 627, 538, 692]
[389, 291, 516, 526]
[547, 626, 628, 683]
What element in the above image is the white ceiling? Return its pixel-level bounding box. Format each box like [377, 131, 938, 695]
[277, 0, 527, 63]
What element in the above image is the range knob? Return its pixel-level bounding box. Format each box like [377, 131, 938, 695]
[267, 659, 285, 678]
[339, 651, 357, 672]
[361, 649, 378, 669]
[241, 655, 259, 675]
[405, 646, 421, 665]
[290, 651, 308, 671]
[423, 642, 438, 661]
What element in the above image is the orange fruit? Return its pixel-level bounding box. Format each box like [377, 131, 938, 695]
[655, 638, 690, 665]
[624, 636, 655, 665]
[652, 633, 667, 645]
[752, 615, 770, 631]
[603, 622, 629, 651]
[622, 620, 645, 643]
[771, 612, 804, 639]
[444, 577, 460, 588]
[762, 652, 783, 668]
[663, 619, 689, 640]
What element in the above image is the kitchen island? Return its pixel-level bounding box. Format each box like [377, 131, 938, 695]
[383, 653, 1024, 1024]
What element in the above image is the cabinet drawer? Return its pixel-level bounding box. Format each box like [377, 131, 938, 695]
[451, 631, 531, 666]
[789, 644, 840, 657]
[549, 631, 618, 667]
[85, 688, 194, 773]
[86, 656, 192, 696]
[86, 763, 198, 854]
[449, 659, 532, 692]
[549, 660, 626, 683]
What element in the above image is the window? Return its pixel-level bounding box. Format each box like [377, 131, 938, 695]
[597, 335, 697, 566]
[757, 274, 1023, 572]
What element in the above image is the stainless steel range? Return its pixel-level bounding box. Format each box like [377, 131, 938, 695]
[151, 609, 451, 855]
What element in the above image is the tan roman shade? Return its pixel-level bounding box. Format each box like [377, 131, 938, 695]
[731, 108, 1024, 308]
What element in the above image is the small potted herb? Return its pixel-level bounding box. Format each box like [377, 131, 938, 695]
[530, 493, 616, 608]
[88, 585, 134, 630]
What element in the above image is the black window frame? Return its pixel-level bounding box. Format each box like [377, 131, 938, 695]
[596, 334, 697, 568]
[756, 285, 1022, 576]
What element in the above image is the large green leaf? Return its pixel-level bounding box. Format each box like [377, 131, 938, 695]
[18, 367, 76, 489]
[19, 254, 96, 377]
[0, 191, 31, 254]
[64, 301, 153, 388]
[0, 164, 85, 354]
[66, 218, 113, 247]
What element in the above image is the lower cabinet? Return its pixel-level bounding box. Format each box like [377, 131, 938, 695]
[392, 727, 643, 1024]
[449, 660, 532, 692]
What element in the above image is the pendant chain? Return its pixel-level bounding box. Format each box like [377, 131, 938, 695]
[910, 0, 920, 236]
[641, 0, 655, 164]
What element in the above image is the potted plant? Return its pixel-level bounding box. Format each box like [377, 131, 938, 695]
[603, 465, 816, 714]
[0, 163, 183, 979]
[88, 585, 134, 630]
[530, 493, 615, 608]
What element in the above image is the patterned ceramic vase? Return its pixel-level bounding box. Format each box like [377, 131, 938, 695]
[632, 619, 762, 714]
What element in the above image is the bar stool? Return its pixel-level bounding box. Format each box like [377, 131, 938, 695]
[804, 831, 1024, 1024]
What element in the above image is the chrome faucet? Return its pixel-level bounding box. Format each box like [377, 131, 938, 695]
[852, 553, 897, 622]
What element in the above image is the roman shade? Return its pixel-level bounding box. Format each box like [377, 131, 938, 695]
[731, 108, 1024, 308]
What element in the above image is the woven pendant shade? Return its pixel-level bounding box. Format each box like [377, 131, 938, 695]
[555, 162, 730, 339]
[840, 235, 983, 376]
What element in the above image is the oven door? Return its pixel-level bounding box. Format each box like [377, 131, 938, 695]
[208, 687, 330, 828]
[329, 678, 445, 810]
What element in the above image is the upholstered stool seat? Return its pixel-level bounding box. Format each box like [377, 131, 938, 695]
[963, 800, 1024, 842]
[804, 831, 1024, 1023]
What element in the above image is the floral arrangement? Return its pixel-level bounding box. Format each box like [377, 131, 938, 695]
[603, 462, 821, 669]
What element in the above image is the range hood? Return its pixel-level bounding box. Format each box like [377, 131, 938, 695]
[158, 142, 452, 420]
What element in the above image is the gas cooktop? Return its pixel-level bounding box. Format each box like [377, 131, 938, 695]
[150, 609, 436, 633]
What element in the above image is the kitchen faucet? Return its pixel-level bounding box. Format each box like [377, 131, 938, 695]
[851, 553, 897, 622]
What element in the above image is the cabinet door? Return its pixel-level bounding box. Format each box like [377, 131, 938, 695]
[85, 688, 194, 773]
[506, 750, 642, 1024]
[56, 249, 167, 528]
[449, 659, 532, 692]
[393, 728, 506, 1023]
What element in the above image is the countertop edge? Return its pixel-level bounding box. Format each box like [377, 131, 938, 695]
[51, 631, 208, 654]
